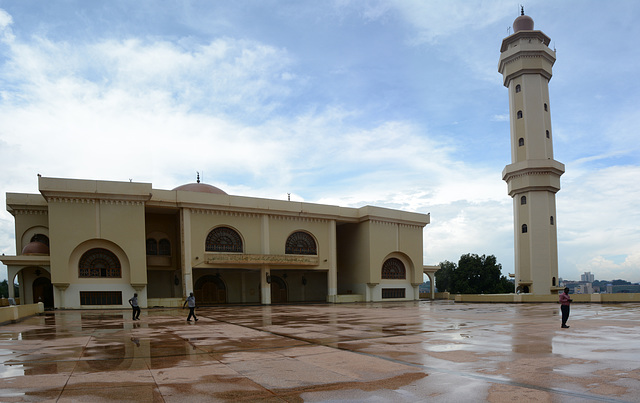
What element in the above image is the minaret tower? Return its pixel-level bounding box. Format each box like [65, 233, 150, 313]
[498, 9, 564, 295]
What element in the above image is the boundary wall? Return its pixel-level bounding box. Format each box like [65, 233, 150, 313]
[0, 302, 44, 325]
[453, 293, 640, 303]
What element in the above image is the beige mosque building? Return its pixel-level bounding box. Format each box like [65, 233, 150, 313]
[499, 10, 564, 295]
[2, 11, 566, 308]
[1, 175, 432, 309]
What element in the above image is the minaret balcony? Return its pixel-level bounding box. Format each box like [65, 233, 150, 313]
[502, 159, 565, 196]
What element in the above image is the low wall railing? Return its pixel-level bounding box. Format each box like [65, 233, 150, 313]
[0, 302, 44, 325]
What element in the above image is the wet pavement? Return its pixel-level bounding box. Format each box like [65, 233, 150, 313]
[1, 301, 639, 402]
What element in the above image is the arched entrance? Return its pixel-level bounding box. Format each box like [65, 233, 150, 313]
[270, 275, 288, 303]
[32, 276, 54, 308]
[194, 275, 227, 305]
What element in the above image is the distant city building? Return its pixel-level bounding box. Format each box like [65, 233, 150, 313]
[608, 284, 640, 294]
[581, 272, 595, 283]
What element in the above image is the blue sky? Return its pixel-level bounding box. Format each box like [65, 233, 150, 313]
[1, 1, 639, 283]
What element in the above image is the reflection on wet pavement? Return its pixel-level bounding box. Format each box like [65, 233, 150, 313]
[0, 302, 639, 402]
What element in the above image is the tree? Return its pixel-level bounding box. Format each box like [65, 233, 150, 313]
[612, 279, 631, 285]
[0, 279, 20, 298]
[435, 260, 456, 292]
[436, 254, 513, 294]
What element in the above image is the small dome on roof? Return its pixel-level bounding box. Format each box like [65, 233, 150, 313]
[513, 9, 534, 32]
[22, 241, 49, 256]
[172, 183, 228, 195]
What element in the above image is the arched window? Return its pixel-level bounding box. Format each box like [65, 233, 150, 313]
[544, 103, 548, 111]
[31, 234, 50, 247]
[520, 196, 527, 205]
[382, 258, 406, 280]
[550, 216, 554, 225]
[517, 110, 523, 119]
[515, 84, 521, 93]
[146, 239, 157, 255]
[546, 130, 550, 138]
[159, 239, 171, 255]
[206, 227, 243, 253]
[79, 248, 121, 278]
[522, 224, 528, 233]
[285, 231, 317, 255]
[518, 137, 524, 146]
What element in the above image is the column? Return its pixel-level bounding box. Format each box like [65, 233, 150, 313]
[261, 265, 271, 305]
[327, 219, 338, 302]
[180, 208, 193, 296]
[260, 215, 271, 305]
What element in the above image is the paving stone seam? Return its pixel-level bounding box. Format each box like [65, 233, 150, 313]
[209, 314, 636, 403]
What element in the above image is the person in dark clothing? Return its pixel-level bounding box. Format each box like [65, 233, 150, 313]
[559, 287, 572, 328]
[183, 292, 198, 322]
[128, 293, 141, 320]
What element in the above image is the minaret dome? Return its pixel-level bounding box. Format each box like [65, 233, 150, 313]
[513, 12, 534, 32]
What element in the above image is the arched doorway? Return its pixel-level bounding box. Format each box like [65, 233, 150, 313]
[270, 275, 287, 303]
[194, 275, 227, 305]
[32, 276, 54, 309]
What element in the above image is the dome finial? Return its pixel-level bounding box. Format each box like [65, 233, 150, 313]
[521, 5, 524, 16]
[196, 172, 200, 184]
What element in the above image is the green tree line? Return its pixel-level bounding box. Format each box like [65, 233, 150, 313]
[435, 253, 513, 294]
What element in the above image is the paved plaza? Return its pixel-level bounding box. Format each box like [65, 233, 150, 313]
[1, 301, 639, 402]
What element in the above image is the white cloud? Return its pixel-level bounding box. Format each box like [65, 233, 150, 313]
[0, 8, 14, 42]
[579, 252, 640, 282]
[351, 0, 515, 44]
[558, 164, 640, 282]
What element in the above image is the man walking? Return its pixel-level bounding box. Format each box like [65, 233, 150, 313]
[128, 293, 141, 321]
[183, 292, 198, 322]
[559, 287, 572, 328]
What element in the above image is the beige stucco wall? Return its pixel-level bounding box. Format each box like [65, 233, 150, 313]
[36, 177, 151, 308]
[6, 193, 49, 255]
[336, 219, 425, 301]
[4, 176, 430, 307]
[336, 221, 370, 296]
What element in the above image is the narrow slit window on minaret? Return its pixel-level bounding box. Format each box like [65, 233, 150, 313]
[550, 216, 554, 225]
[520, 196, 527, 205]
[518, 138, 524, 146]
[515, 84, 521, 93]
[546, 130, 550, 138]
[522, 224, 528, 233]
[544, 103, 548, 111]
[517, 110, 523, 119]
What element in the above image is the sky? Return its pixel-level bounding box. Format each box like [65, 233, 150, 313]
[1, 0, 639, 284]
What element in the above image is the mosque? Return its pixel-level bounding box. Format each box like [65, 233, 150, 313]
[1, 175, 432, 309]
[2, 10, 563, 309]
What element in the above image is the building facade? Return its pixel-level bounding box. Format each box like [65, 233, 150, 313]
[1, 176, 430, 309]
[498, 11, 565, 295]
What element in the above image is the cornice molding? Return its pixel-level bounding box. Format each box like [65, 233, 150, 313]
[189, 208, 329, 223]
[47, 197, 144, 206]
[13, 209, 48, 215]
[191, 209, 260, 219]
[370, 219, 422, 230]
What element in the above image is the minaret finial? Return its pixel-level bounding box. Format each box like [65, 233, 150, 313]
[521, 5, 524, 16]
[196, 172, 200, 183]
